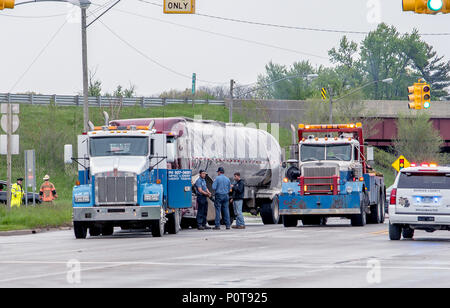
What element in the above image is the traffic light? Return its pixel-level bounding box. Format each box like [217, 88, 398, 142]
[422, 84, 431, 109]
[0, 0, 14, 10]
[403, 0, 450, 14]
[407, 80, 432, 110]
[408, 84, 422, 110]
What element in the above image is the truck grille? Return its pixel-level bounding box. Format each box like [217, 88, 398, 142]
[302, 164, 339, 195]
[95, 173, 137, 205]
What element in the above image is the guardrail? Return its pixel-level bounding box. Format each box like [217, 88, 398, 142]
[0, 93, 226, 107]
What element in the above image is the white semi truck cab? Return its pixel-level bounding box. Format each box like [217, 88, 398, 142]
[65, 122, 192, 239]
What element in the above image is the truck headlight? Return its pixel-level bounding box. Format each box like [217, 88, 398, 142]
[144, 193, 160, 202]
[74, 194, 90, 203]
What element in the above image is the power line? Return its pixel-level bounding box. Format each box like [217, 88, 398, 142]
[0, 12, 67, 18]
[108, 8, 328, 60]
[9, 18, 68, 92]
[137, 0, 450, 37]
[96, 18, 227, 85]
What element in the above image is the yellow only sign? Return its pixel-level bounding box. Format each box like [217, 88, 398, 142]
[164, 0, 195, 14]
[392, 155, 410, 172]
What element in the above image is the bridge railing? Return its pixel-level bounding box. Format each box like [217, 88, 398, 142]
[0, 93, 226, 107]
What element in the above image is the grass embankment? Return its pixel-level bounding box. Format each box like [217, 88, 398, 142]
[0, 201, 72, 231]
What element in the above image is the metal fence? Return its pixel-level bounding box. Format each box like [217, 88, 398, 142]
[0, 93, 225, 107]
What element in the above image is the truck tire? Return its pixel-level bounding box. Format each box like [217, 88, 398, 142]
[283, 215, 298, 228]
[402, 228, 414, 239]
[101, 225, 114, 236]
[351, 193, 368, 227]
[368, 191, 385, 224]
[389, 223, 402, 240]
[260, 197, 280, 225]
[74, 222, 87, 239]
[152, 219, 165, 237]
[167, 210, 181, 235]
[89, 226, 101, 237]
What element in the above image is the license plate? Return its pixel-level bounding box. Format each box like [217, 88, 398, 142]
[418, 216, 435, 222]
[421, 197, 434, 204]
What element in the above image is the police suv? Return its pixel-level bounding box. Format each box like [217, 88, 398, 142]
[389, 164, 450, 240]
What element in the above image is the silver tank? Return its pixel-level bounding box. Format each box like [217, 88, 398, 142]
[111, 117, 283, 190]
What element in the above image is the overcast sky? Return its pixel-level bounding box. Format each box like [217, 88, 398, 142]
[1, 0, 449, 96]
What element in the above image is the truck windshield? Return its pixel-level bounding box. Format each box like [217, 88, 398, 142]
[301, 144, 352, 162]
[398, 172, 450, 190]
[90, 137, 149, 157]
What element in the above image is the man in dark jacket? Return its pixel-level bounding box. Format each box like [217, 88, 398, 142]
[231, 172, 245, 229]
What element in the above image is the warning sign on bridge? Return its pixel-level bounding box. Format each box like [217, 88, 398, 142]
[164, 0, 195, 14]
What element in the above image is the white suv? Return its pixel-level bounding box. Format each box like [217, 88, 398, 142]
[389, 164, 450, 240]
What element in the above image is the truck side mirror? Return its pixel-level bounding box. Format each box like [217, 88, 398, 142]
[367, 146, 374, 162]
[166, 143, 176, 163]
[64, 144, 73, 164]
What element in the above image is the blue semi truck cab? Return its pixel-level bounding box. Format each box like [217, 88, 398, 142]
[64, 122, 192, 239]
[280, 123, 386, 227]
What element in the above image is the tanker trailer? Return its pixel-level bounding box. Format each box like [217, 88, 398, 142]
[110, 117, 283, 226]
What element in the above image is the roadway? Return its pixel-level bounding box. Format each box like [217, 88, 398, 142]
[1, 217, 450, 288]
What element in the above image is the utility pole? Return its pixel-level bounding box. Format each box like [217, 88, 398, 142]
[6, 98, 11, 209]
[328, 87, 333, 124]
[81, 6, 89, 133]
[229, 79, 235, 123]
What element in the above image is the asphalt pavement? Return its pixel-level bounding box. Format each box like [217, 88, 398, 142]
[1, 217, 450, 288]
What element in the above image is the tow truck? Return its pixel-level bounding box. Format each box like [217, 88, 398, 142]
[279, 123, 386, 227]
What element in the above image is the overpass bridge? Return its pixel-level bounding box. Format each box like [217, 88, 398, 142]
[230, 99, 450, 149]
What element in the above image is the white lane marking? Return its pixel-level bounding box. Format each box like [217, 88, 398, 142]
[0, 263, 127, 284]
[2, 260, 450, 272]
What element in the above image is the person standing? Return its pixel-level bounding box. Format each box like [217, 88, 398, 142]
[11, 178, 24, 208]
[39, 175, 58, 203]
[195, 170, 212, 230]
[231, 172, 245, 229]
[212, 167, 231, 230]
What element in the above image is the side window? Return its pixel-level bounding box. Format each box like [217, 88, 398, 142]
[150, 138, 154, 156]
[354, 146, 358, 161]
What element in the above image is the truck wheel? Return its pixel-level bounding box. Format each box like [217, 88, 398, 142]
[101, 225, 114, 236]
[152, 219, 165, 237]
[283, 215, 298, 228]
[74, 222, 87, 239]
[379, 191, 386, 224]
[89, 226, 101, 237]
[368, 192, 385, 224]
[167, 210, 181, 235]
[351, 193, 368, 227]
[261, 197, 280, 225]
[389, 223, 402, 240]
[402, 227, 414, 239]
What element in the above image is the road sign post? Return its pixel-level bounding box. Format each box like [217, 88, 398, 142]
[1, 102, 20, 209]
[25, 150, 36, 207]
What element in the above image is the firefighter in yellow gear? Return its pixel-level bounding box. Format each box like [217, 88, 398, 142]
[11, 178, 24, 208]
[39, 175, 58, 203]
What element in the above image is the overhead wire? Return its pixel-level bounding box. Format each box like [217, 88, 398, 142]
[137, 0, 450, 37]
[9, 18, 68, 92]
[107, 7, 328, 60]
[95, 17, 227, 85]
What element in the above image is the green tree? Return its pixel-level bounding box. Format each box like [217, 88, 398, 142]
[394, 113, 443, 164]
[256, 60, 316, 100]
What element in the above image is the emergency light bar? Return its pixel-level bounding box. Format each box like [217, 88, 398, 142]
[298, 123, 362, 130]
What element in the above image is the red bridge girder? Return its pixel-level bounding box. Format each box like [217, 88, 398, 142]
[366, 117, 450, 147]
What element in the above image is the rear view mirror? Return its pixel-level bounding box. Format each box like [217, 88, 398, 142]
[64, 144, 73, 164]
[366, 146, 374, 162]
[166, 143, 176, 163]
